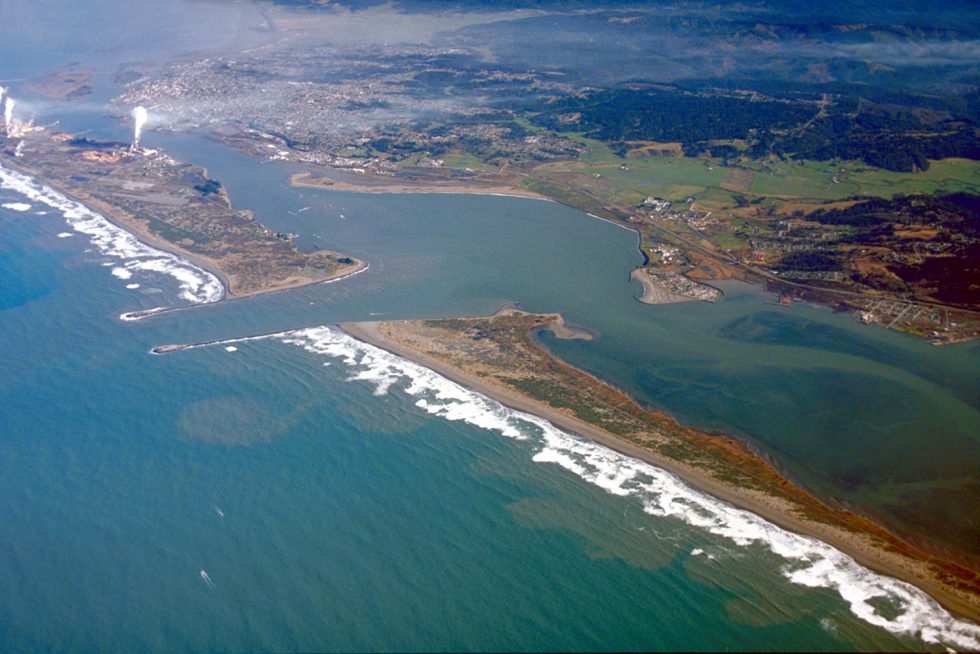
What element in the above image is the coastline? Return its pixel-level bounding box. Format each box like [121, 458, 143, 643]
[58, 183, 368, 301]
[339, 318, 980, 624]
[630, 266, 698, 304]
[1, 155, 366, 303]
[6, 131, 976, 625]
[290, 166, 977, 345]
[124, 262, 370, 322]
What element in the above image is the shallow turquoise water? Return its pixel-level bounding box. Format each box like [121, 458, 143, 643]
[1, 1, 978, 650]
[150, 133, 980, 561]
[0, 164, 964, 652]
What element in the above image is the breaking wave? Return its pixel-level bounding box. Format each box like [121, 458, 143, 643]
[0, 162, 223, 316]
[1, 201, 31, 212]
[278, 324, 980, 650]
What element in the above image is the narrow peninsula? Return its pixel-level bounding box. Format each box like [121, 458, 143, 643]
[341, 309, 980, 622]
[1, 130, 363, 298]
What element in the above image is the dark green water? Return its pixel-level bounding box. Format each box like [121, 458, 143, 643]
[0, 192, 957, 651]
[155, 132, 980, 562]
[0, 1, 978, 651]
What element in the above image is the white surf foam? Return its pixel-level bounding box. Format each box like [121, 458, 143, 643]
[2, 201, 31, 212]
[280, 326, 527, 439]
[0, 163, 224, 315]
[277, 324, 980, 650]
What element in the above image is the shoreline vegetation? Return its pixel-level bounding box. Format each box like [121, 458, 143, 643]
[1, 133, 365, 302]
[339, 309, 980, 623]
[74, 189, 366, 302]
[286, 162, 979, 344]
[8, 126, 978, 625]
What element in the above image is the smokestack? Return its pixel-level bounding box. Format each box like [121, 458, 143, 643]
[4, 97, 14, 135]
[132, 106, 148, 149]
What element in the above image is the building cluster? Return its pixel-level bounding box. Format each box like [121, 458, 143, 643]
[647, 270, 721, 301]
[649, 243, 681, 264]
[116, 47, 579, 173]
[641, 196, 671, 212]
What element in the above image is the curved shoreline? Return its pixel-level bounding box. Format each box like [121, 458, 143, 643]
[145, 315, 980, 634]
[124, 261, 370, 322]
[339, 319, 980, 625]
[630, 266, 697, 304]
[61, 184, 369, 304]
[0, 154, 367, 316]
[9, 135, 977, 627]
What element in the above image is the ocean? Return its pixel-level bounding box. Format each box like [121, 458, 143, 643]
[1, 1, 978, 651]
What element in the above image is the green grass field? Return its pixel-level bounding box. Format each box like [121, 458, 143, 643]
[337, 146, 369, 158]
[845, 158, 980, 197]
[520, 177, 619, 221]
[534, 146, 980, 212]
[440, 152, 489, 170]
[744, 158, 979, 200]
[536, 155, 729, 204]
[392, 129, 979, 228]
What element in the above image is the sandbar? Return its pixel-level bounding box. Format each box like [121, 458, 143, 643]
[340, 316, 980, 623]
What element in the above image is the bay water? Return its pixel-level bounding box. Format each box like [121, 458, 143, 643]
[1, 0, 978, 650]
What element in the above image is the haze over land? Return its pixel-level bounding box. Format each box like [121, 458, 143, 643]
[1, 0, 979, 651]
[113, 0, 980, 340]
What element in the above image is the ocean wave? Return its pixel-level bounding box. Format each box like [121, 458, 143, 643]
[278, 324, 980, 650]
[1, 201, 31, 212]
[280, 326, 527, 439]
[0, 162, 224, 314]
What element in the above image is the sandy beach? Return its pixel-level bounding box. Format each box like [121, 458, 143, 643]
[8, 136, 976, 624]
[340, 319, 980, 623]
[630, 266, 698, 304]
[3, 156, 366, 302]
[79, 191, 368, 300]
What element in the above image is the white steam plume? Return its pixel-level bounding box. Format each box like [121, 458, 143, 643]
[4, 97, 14, 131]
[132, 106, 148, 147]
